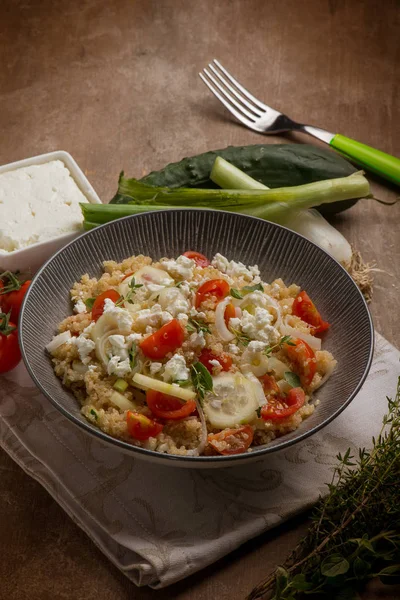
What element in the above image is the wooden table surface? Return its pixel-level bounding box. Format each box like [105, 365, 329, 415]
[1, 1, 399, 598]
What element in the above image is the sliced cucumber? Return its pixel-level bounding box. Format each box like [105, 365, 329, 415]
[203, 372, 260, 428]
[109, 390, 137, 412]
[132, 372, 196, 401]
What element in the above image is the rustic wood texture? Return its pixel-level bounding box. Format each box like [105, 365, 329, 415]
[0, 0, 399, 598]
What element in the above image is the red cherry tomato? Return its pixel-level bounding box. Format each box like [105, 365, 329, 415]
[0, 272, 31, 324]
[183, 251, 210, 268]
[198, 348, 233, 373]
[224, 302, 236, 327]
[140, 319, 185, 359]
[261, 388, 305, 421]
[92, 290, 121, 321]
[126, 411, 163, 440]
[195, 279, 230, 308]
[208, 425, 254, 455]
[259, 374, 280, 395]
[292, 291, 330, 335]
[0, 312, 21, 373]
[284, 339, 317, 387]
[146, 390, 196, 420]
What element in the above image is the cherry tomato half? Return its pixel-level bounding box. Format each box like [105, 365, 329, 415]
[261, 388, 305, 421]
[259, 374, 280, 395]
[0, 312, 21, 373]
[0, 275, 31, 324]
[183, 251, 210, 268]
[140, 319, 185, 359]
[292, 291, 330, 335]
[195, 279, 230, 308]
[198, 348, 232, 373]
[208, 425, 254, 455]
[224, 302, 236, 327]
[146, 390, 196, 420]
[92, 290, 121, 321]
[126, 411, 163, 440]
[284, 338, 317, 387]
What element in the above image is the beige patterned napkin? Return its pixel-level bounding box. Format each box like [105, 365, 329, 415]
[0, 333, 398, 588]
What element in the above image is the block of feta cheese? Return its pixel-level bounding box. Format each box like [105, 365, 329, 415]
[0, 151, 101, 273]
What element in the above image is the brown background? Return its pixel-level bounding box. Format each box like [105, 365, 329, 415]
[0, 1, 399, 599]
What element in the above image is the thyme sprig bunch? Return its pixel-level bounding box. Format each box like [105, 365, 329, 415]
[248, 377, 400, 600]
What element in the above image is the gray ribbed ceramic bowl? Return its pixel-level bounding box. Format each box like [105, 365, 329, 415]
[19, 210, 373, 468]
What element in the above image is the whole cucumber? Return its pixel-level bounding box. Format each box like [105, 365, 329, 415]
[111, 144, 358, 215]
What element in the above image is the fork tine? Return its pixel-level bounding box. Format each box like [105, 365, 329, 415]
[199, 72, 256, 128]
[201, 68, 258, 122]
[208, 63, 264, 117]
[213, 59, 267, 111]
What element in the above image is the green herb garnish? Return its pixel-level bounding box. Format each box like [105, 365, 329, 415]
[243, 282, 264, 293]
[284, 371, 301, 388]
[90, 409, 98, 420]
[116, 277, 143, 306]
[191, 362, 213, 400]
[248, 377, 400, 600]
[84, 297, 95, 310]
[174, 379, 192, 388]
[255, 407, 262, 418]
[186, 317, 211, 335]
[264, 335, 295, 357]
[230, 327, 251, 347]
[128, 343, 137, 369]
[230, 288, 244, 299]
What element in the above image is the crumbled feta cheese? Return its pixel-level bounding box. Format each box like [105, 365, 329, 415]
[107, 356, 131, 377]
[189, 330, 206, 351]
[75, 335, 96, 364]
[189, 307, 207, 319]
[103, 299, 133, 331]
[160, 255, 196, 279]
[73, 299, 87, 314]
[134, 303, 173, 329]
[211, 253, 260, 282]
[0, 160, 88, 253]
[240, 308, 280, 344]
[88, 364, 97, 372]
[229, 317, 241, 330]
[163, 354, 190, 382]
[159, 287, 190, 317]
[108, 334, 129, 360]
[126, 332, 143, 344]
[83, 322, 95, 336]
[247, 341, 267, 354]
[176, 313, 189, 325]
[209, 359, 222, 375]
[150, 362, 163, 375]
[242, 291, 268, 308]
[227, 343, 240, 355]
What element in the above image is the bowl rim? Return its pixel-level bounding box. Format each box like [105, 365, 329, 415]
[19, 209, 374, 464]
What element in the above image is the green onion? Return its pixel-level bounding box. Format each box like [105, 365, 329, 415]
[80, 171, 370, 230]
[113, 378, 129, 393]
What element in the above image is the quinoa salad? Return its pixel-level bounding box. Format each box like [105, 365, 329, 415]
[46, 251, 336, 457]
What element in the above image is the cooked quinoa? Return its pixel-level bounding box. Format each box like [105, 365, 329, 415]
[46, 252, 336, 457]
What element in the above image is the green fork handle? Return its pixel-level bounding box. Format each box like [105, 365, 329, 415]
[330, 134, 400, 185]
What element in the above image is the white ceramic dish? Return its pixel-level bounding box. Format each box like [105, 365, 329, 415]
[0, 151, 102, 274]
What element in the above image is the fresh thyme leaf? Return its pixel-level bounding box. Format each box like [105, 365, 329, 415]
[175, 281, 185, 288]
[242, 282, 264, 293]
[129, 276, 143, 290]
[186, 317, 211, 335]
[230, 288, 244, 299]
[230, 327, 251, 347]
[247, 376, 400, 600]
[84, 297, 95, 310]
[264, 335, 293, 356]
[114, 295, 125, 307]
[191, 361, 213, 400]
[90, 409, 98, 420]
[174, 379, 192, 388]
[128, 343, 137, 369]
[255, 407, 262, 418]
[284, 371, 301, 388]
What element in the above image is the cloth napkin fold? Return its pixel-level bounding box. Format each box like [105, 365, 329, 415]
[0, 332, 398, 588]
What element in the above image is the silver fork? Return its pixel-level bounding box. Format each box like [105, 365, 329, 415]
[199, 59, 400, 186]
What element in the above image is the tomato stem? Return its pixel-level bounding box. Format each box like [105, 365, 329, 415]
[0, 270, 23, 294]
[0, 312, 16, 336]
